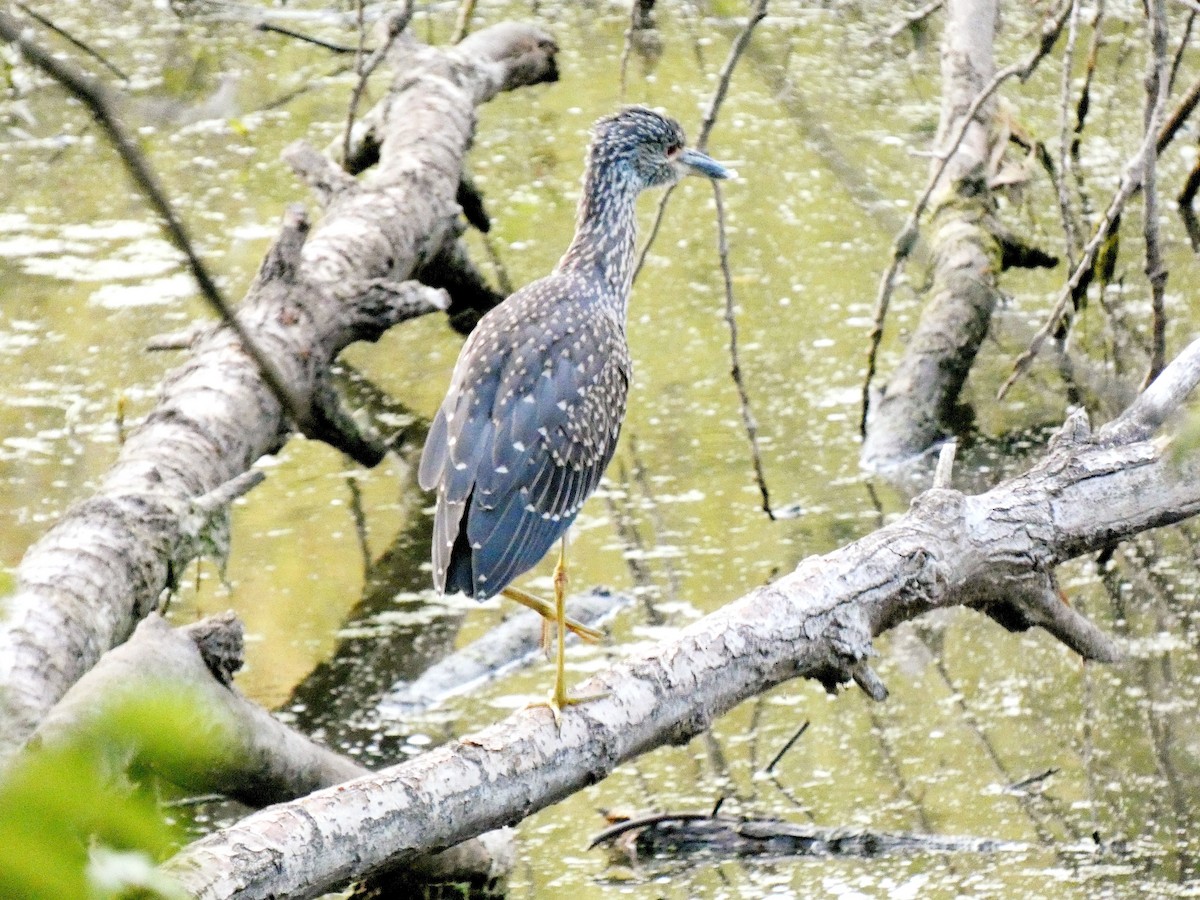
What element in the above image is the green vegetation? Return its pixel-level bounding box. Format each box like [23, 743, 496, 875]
[0, 690, 221, 899]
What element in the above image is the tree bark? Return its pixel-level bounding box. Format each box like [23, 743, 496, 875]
[162, 339, 1200, 900]
[0, 21, 559, 765]
[862, 0, 1003, 467]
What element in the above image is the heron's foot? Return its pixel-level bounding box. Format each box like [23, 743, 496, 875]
[526, 687, 608, 728]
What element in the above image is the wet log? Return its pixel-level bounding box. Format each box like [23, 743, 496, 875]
[162, 340, 1200, 900]
[0, 18, 559, 764]
[862, 0, 1003, 467]
[588, 812, 1024, 862]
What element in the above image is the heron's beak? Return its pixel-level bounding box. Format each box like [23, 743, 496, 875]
[676, 147, 732, 180]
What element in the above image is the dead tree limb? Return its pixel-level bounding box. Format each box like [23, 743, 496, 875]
[30, 613, 365, 807]
[0, 20, 559, 766]
[860, 0, 1071, 462]
[861, 0, 1001, 467]
[30, 612, 513, 884]
[163, 338, 1200, 900]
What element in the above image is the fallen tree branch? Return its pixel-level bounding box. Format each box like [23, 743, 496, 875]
[377, 589, 628, 718]
[29, 612, 514, 885]
[860, 0, 1073, 439]
[0, 19, 559, 765]
[588, 811, 1023, 860]
[163, 338, 1200, 900]
[31, 613, 363, 806]
[862, 0, 1016, 468]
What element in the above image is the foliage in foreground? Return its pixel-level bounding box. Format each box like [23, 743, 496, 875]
[0, 689, 223, 899]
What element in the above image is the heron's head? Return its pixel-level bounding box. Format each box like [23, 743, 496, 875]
[590, 106, 730, 190]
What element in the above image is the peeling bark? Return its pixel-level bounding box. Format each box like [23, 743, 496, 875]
[0, 21, 559, 765]
[862, 0, 1004, 468]
[163, 340, 1200, 900]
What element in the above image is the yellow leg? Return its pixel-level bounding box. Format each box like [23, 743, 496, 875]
[526, 535, 607, 725]
[500, 585, 602, 643]
[551, 536, 569, 708]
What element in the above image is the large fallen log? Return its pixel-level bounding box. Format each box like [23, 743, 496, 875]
[162, 339, 1200, 899]
[0, 17, 559, 764]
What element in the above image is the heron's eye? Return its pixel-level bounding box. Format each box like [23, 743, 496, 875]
[665, 141, 683, 157]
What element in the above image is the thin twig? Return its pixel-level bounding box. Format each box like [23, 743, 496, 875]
[999, 2, 1171, 400]
[1055, 0, 1084, 270]
[13, 1, 128, 82]
[601, 461, 662, 624]
[861, 0, 1075, 435]
[1157, 72, 1200, 154]
[1007, 767, 1060, 792]
[868, 706, 934, 832]
[714, 182, 773, 519]
[342, 1, 414, 166]
[0, 9, 312, 431]
[1070, 0, 1105, 229]
[631, 0, 767, 285]
[481, 232, 514, 296]
[697, 0, 767, 152]
[346, 476, 371, 580]
[254, 21, 360, 54]
[344, 0, 368, 165]
[630, 183, 676, 286]
[618, 0, 641, 99]
[451, 0, 478, 44]
[627, 438, 683, 605]
[762, 720, 809, 774]
[1166, 9, 1194, 93]
[924, 653, 1066, 844]
[1142, 0, 1171, 388]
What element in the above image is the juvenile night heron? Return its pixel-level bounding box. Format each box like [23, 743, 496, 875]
[418, 106, 730, 715]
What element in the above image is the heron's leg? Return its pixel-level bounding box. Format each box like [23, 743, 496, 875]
[551, 534, 569, 707]
[516, 535, 607, 726]
[500, 586, 602, 642]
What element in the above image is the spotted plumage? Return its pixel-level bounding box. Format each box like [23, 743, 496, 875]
[419, 106, 730, 600]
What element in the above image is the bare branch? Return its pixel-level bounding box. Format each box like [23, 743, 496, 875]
[713, 182, 774, 519]
[1102, 335, 1200, 442]
[1055, 0, 1084, 269]
[868, 0, 945, 48]
[632, 0, 766, 284]
[254, 21, 360, 54]
[451, 0, 479, 44]
[342, 2, 414, 166]
[13, 1, 128, 81]
[1142, 0, 1171, 388]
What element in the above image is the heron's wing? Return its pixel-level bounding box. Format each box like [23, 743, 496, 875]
[419, 273, 629, 597]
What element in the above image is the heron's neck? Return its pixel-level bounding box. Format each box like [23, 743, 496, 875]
[556, 163, 642, 311]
